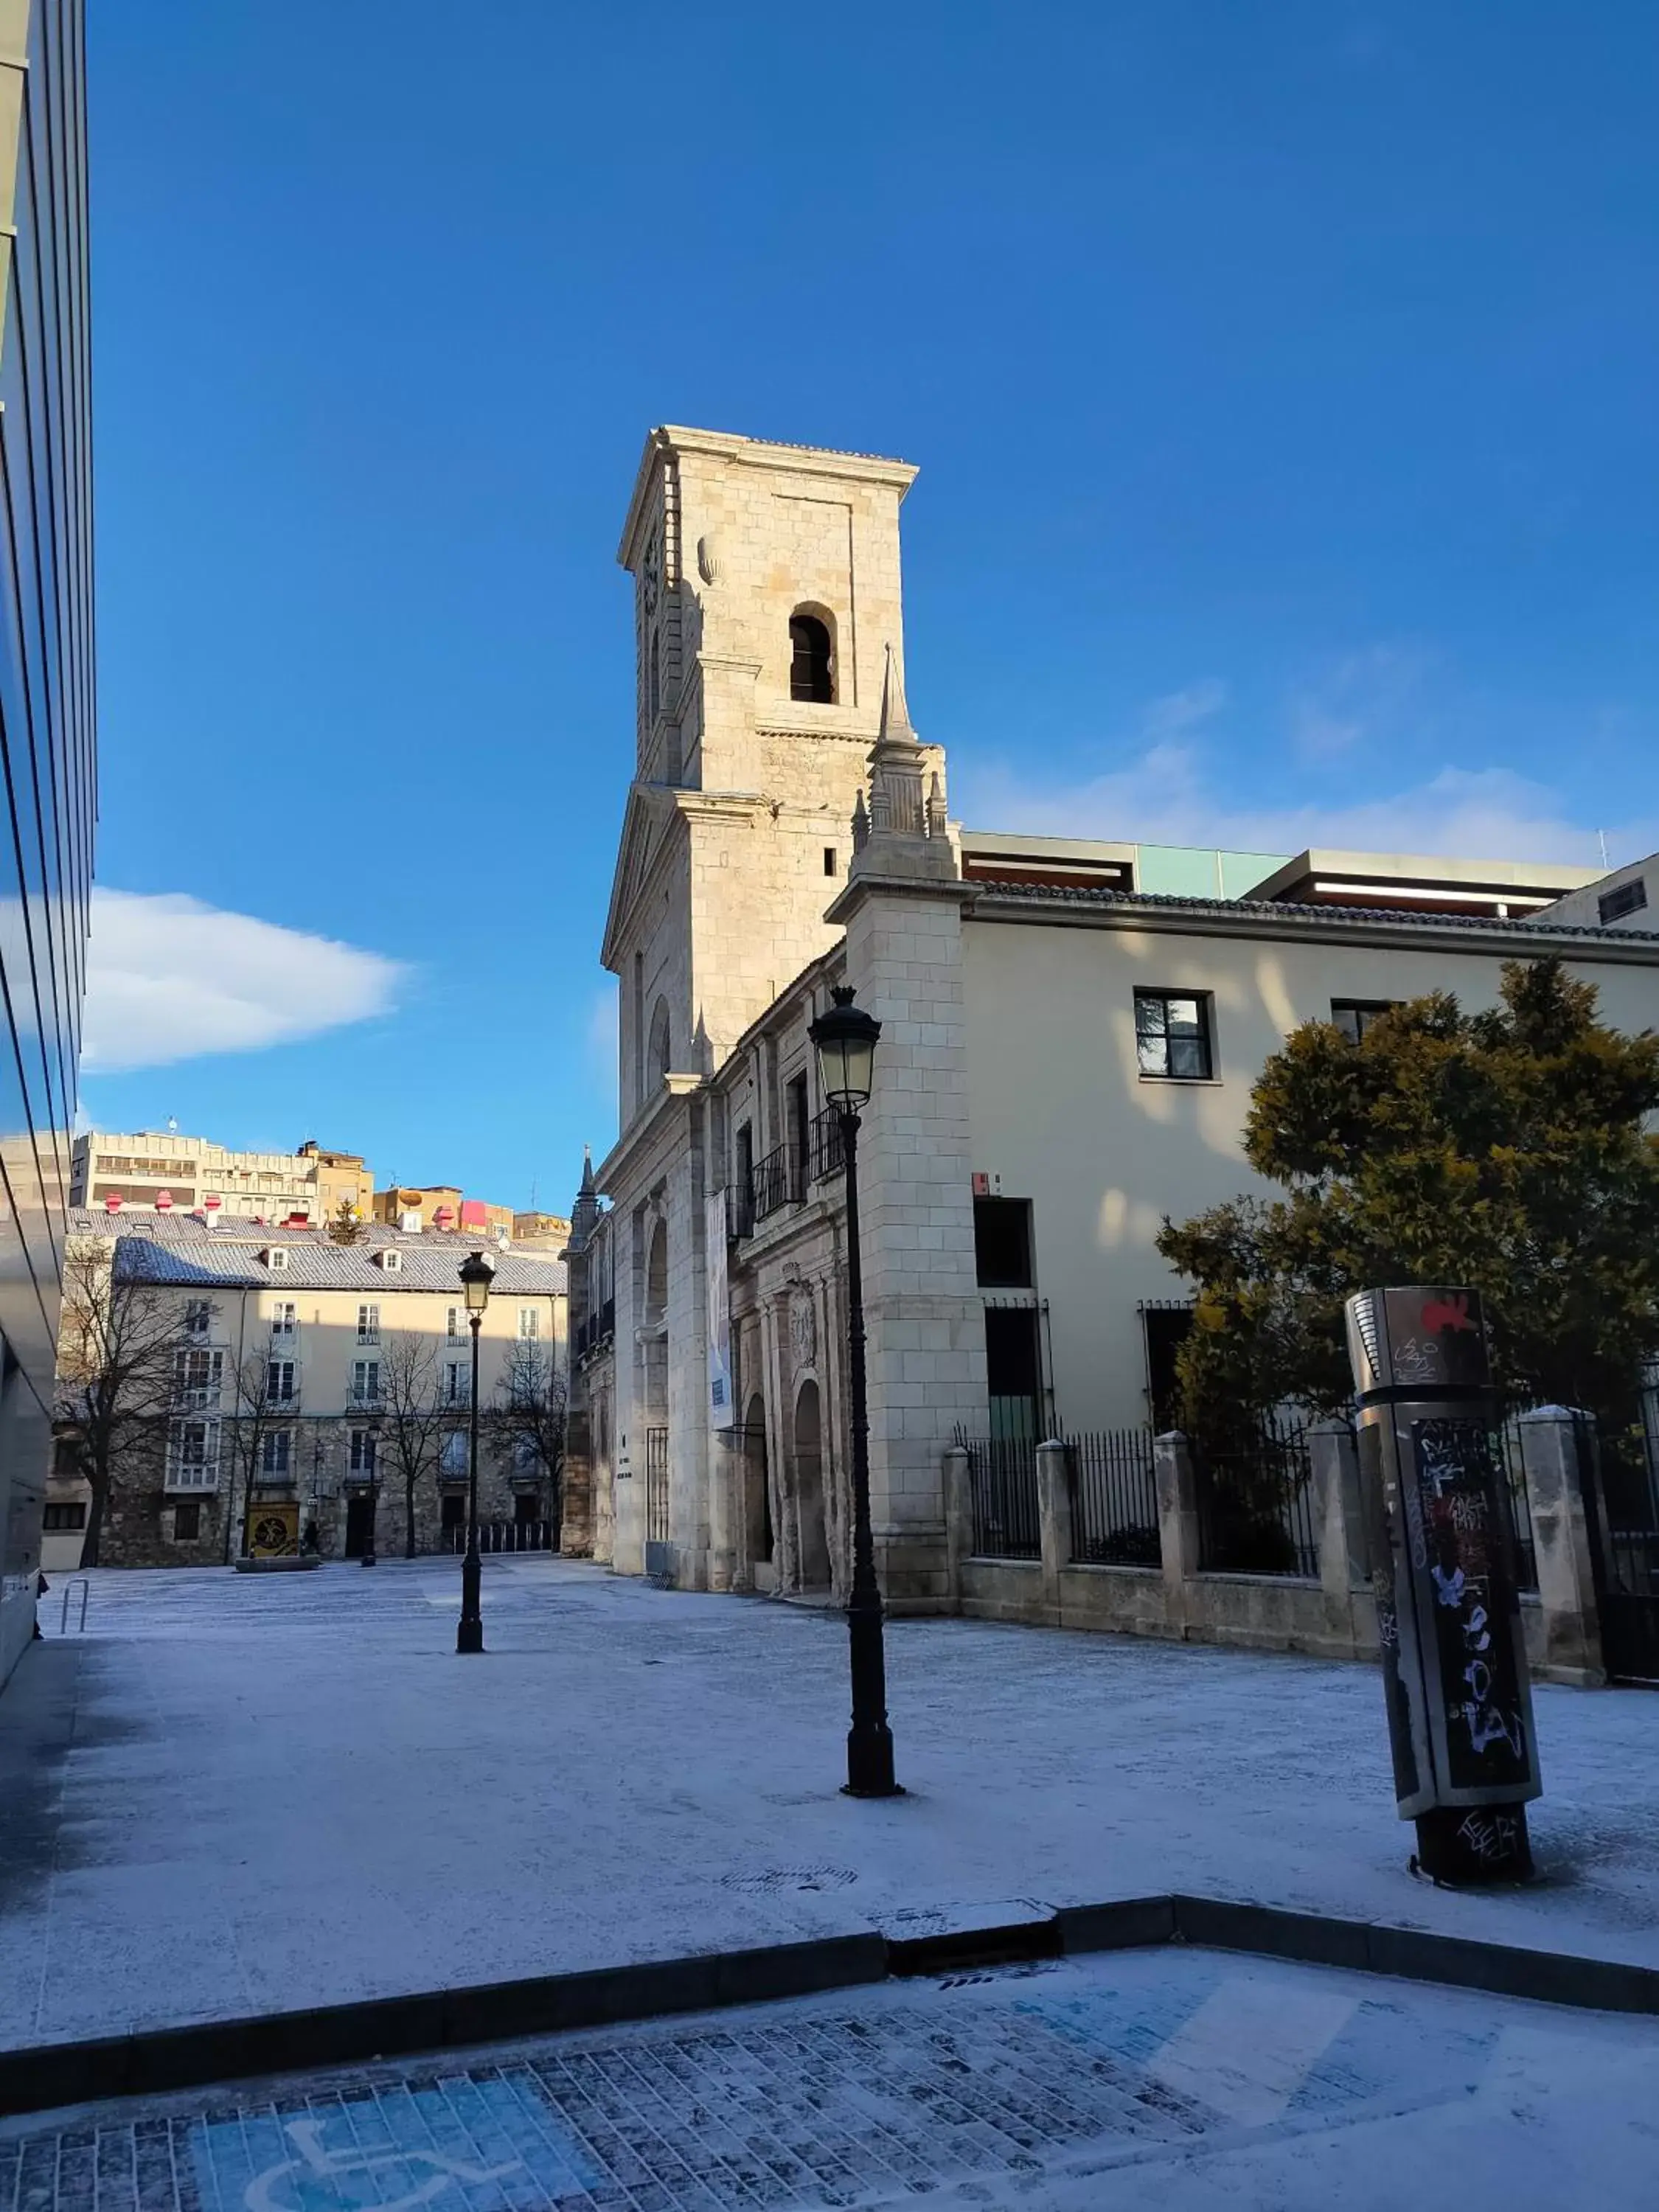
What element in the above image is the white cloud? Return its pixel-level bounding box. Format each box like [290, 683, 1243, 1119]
[83, 890, 406, 1074]
[1288, 642, 1433, 763]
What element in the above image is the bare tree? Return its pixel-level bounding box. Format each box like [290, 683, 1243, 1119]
[488, 1340, 567, 1537]
[223, 1341, 304, 1562]
[379, 1332, 448, 1557]
[53, 1241, 192, 1566]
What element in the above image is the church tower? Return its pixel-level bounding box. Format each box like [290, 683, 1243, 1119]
[602, 426, 919, 1122]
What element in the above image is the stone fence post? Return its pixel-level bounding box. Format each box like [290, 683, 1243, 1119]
[1154, 1431, 1199, 1635]
[1310, 1418, 1371, 1656]
[1518, 1408, 1606, 1686]
[1036, 1439, 1071, 1624]
[943, 1445, 973, 1611]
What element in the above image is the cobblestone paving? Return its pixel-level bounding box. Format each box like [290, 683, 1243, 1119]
[4, 1950, 1652, 2212]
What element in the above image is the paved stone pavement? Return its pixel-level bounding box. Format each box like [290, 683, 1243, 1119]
[5, 1557, 1659, 2050]
[1, 1948, 1652, 2212]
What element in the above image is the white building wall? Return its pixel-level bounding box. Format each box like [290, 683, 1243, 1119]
[962, 915, 1659, 1433]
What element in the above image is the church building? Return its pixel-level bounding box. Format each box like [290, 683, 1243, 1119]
[561, 425, 1659, 1619]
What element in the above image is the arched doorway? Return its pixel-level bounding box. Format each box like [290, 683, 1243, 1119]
[744, 1391, 772, 1576]
[793, 1379, 830, 1589]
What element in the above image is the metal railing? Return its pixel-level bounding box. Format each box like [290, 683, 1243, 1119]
[726, 1182, 755, 1242]
[644, 1426, 670, 1545]
[1067, 1428, 1161, 1565]
[442, 1520, 554, 1554]
[1492, 1410, 1540, 1591]
[963, 1436, 1042, 1560]
[1194, 1416, 1319, 1579]
[809, 1109, 844, 1183]
[751, 1142, 804, 1223]
[57, 1579, 90, 1635]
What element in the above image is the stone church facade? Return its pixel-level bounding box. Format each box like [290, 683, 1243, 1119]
[561, 425, 1659, 1621]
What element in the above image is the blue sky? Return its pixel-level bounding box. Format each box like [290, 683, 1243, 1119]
[83, 1, 1659, 1209]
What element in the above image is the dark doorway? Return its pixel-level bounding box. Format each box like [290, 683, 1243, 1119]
[440, 1492, 466, 1534]
[788, 614, 834, 703]
[514, 1489, 540, 1525]
[344, 1492, 377, 1559]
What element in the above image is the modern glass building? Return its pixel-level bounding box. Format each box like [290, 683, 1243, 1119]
[0, 0, 96, 1688]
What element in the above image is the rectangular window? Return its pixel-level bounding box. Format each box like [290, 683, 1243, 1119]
[440, 1430, 467, 1476]
[174, 1348, 224, 1404]
[352, 1359, 381, 1404]
[443, 1360, 469, 1406]
[357, 1302, 380, 1343]
[183, 1298, 212, 1338]
[1599, 877, 1649, 925]
[173, 1500, 202, 1541]
[823, 846, 837, 877]
[260, 1429, 292, 1475]
[349, 1428, 378, 1474]
[169, 1419, 219, 1490]
[1134, 990, 1214, 1080]
[267, 1360, 296, 1404]
[973, 1197, 1034, 1289]
[513, 1433, 540, 1475]
[447, 1305, 466, 1343]
[1330, 998, 1396, 1045]
[42, 1501, 86, 1531]
[518, 1306, 540, 1340]
[270, 1301, 296, 1340]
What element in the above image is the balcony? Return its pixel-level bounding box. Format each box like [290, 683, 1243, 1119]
[808, 1109, 844, 1183]
[751, 1142, 804, 1225]
[726, 1182, 755, 1242]
[172, 1385, 223, 1412]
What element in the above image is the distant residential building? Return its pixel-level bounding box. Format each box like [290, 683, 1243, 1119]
[512, 1211, 573, 1250]
[70, 1131, 374, 1226]
[299, 1141, 375, 1222]
[0, 0, 97, 1691]
[48, 1213, 566, 1568]
[373, 1187, 523, 1242]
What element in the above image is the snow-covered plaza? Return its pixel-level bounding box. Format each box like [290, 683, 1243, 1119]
[4, 1555, 1658, 2054]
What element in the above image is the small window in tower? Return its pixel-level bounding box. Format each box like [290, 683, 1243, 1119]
[789, 613, 834, 703]
[823, 846, 837, 877]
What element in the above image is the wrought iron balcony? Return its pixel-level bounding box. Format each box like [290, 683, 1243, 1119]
[808, 1108, 844, 1183]
[751, 1142, 804, 1223]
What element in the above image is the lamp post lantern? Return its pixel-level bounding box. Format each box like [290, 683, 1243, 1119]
[809, 984, 900, 1798]
[456, 1250, 495, 1654]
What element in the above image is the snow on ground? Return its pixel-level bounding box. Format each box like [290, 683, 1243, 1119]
[2, 1556, 1657, 2050]
[2, 1946, 1653, 2211]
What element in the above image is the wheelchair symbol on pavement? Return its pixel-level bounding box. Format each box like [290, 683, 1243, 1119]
[244, 2117, 523, 2212]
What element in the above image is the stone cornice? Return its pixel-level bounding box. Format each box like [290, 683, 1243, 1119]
[825, 861, 974, 928]
[617, 425, 918, 569]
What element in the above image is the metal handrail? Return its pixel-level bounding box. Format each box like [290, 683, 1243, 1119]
[58, 1579, 90, 1635]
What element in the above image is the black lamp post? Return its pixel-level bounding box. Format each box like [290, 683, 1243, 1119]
[456, 1250, 494, 1653]
[809, 984, 900, 1798]
[361, 1414, 382, 1568]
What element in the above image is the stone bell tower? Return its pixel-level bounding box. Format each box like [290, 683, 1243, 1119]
[602, 426, 919, 1124]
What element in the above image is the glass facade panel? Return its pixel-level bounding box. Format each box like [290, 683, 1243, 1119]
[0, 0, 96, 1692]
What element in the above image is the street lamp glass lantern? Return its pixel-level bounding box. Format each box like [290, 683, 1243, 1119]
[810, 987, 880, 1114]
[459, 1251, 495, 1314]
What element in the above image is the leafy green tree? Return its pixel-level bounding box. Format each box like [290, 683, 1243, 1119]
[1157, 958, 1659, 1433]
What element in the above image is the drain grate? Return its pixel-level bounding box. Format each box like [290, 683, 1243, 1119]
[718, 1865, 860, 1896]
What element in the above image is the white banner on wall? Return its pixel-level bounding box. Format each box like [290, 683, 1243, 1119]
[706, 1189, 735, 1429]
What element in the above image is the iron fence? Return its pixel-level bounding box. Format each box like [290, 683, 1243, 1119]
[442, 1520, 554, 1554]
[963, 1436, 1041, 1559]
[1492, 1410, 1540, 1591]
[1067, 1428, 1161, 1566]
[1194, 1416, 1320, 1579]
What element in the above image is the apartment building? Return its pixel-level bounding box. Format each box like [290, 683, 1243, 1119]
[69, 1131, 373, 1226]
[47, 1215, 566, 1568]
